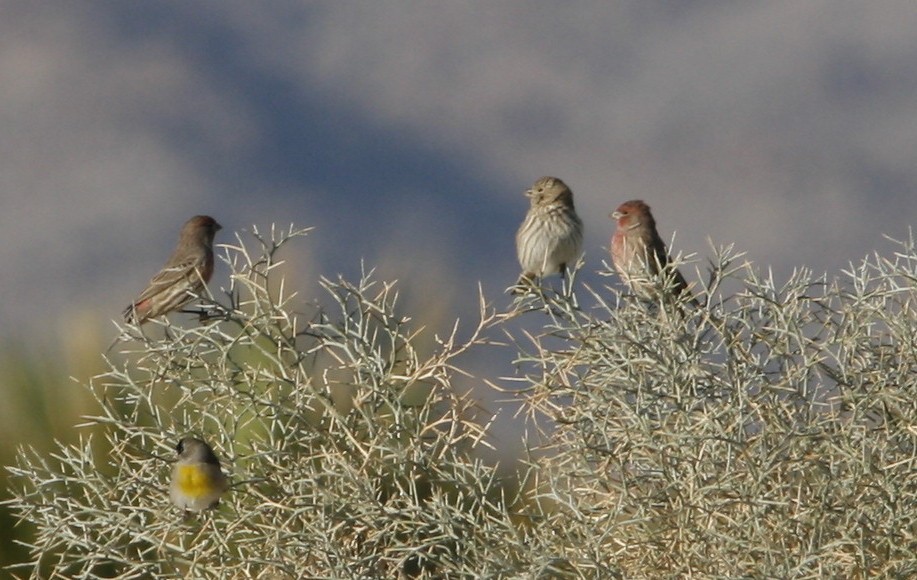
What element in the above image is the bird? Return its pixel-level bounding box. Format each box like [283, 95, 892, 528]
[169, 437, 230, 512]
[514, 176, 584, 290]
[610, 200, 697, 305]
[123, 215, 221, 324]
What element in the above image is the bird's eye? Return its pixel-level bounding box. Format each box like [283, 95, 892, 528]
[536, 187, 544, 193]
[175, 441, 184, 454]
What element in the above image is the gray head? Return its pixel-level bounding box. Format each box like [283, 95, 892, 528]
[175, 437, 222, 466]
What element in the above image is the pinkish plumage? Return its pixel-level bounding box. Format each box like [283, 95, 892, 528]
[610, 200, 696, 305]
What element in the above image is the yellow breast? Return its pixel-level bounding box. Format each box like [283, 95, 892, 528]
[175, 464, 219, 498]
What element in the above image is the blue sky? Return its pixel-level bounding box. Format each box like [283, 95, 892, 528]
[3, 2, 917, 345]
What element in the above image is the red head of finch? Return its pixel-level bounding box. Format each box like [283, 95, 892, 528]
[123, 215, 222, 324]
[515, 176, 584, 288]
[610, 200, 697, 305]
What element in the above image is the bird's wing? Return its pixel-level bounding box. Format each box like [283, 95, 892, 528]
[649, 235, 671, 272]
[132, 255, 207, 305]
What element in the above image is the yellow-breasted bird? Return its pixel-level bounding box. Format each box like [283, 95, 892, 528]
[169, 437, 229, 512]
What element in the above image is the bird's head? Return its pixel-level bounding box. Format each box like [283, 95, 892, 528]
[181, 215, 222, 244]
[527, 176, 573, 207]
[610, 200, 654, 230]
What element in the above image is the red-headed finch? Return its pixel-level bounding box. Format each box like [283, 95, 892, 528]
[123, 215, 222, 324]
[515, 176, 584, 289]
[610, 200, 697, 305]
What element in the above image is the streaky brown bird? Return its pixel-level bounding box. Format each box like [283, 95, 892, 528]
[515, 176, 583, 289]
[124, 215, 221, 324]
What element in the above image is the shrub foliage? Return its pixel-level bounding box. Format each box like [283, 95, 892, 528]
[6, 227, 917, 578]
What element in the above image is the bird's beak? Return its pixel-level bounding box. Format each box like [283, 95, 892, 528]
[524, 189, 534, 198]
[610, 211, 622, 220]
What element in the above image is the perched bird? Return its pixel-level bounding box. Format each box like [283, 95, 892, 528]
[514, 176, 584, 289]
[123, 215, 221, 324]
[610, 200, 697, 305]
[170, 437, 229, 512]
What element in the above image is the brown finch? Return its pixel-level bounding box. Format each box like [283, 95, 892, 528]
[610, 200, 697, 305]
[123, 215, 222, 324]
[514, 176, 584, 289]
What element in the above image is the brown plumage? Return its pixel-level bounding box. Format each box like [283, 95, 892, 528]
[515, 176, 584, 288]
[610, 200, 697, 305]
[123, 215, 221, 324]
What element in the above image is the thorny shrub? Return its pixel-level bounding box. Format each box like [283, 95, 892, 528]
[6, 227, 917, 578]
